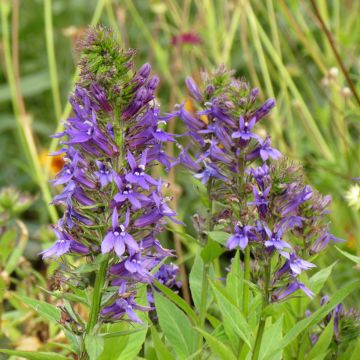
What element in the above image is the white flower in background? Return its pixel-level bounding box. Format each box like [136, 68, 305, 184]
[345, 185, 360, 210]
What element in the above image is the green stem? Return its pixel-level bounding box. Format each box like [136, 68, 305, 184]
[197, 181, 214, 351]
[86, 257, 109, 334]
[199, 263, 210, 328]
[242, 246, 251, 317]
[44, 0, 62, 120]
[252, 264, 271, 360]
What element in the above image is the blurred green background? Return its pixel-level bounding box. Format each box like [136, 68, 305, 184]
[0, 0, 359, 327]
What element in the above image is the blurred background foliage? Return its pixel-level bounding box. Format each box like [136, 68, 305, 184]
[0, 0, 360, 350]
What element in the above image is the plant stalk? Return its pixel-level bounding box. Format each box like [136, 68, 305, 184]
[197, 181, 214, 351]
[242, 246, 251, 317]
[86, 257, 109, 334]
[252, 263, 271, 360]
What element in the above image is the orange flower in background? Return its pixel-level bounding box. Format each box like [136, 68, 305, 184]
[184, 99, 208, 124]
[39, 150, 65, 177]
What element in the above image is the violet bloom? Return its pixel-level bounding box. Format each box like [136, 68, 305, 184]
[41, 228, 88, 258]
[152, 121, 175, 142]
[249, 186, 270, 219]
[94, 161, 113, 188]
[232, 116, 259, 142]
[279, 185, 313, 216]
[252, 98, 276, 123]
[247, 137, 282, 162]
[125, 150, 158, 190]
[194, 162, 228, 184]
[113, 174, 149, 210]
[226, 223, 255, 250]
[273, 280, 314, 301]
[248, 163, 270, 191]
[277, 253, 315, 277]
[101, 208, 139, 257]
[264, 226, 292, 251]
[185, 76, 203, 101]
[101, 288, 151, 324]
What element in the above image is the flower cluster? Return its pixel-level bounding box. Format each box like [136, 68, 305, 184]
[307, 296, 360, 347]
[171, 67, 341, 301]
[43, 27, 176, 324]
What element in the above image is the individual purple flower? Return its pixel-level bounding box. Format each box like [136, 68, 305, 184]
[101, 208, 139, 257]
[248, 163, 270, 191]
[273, 280, 314, 301]
[252, 98, 276, 123]
[125, 150, 158, 190]
[264, 226, 292, 251]
[279, 185, 313, 216]
[94, 161, 113, 188]
[247, 137, 282, 162]
[194, 162, 228, 184]
[185, 77, 203, 101]
[277, 253, 316, 277]
[152, 121, 175, 142]
[311, 230, 343, 253]
[101, 285, 151, 324]
[226, 223, 256, 250]
[232, 116, 259, 142]
[41, 228, 88, 258]
[249, 186, 270, 218]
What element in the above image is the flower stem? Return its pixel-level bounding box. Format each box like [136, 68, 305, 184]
[197, 181, 214, 351]
[86, 256, 109, 334]
[252, 264, 271, 360]
[242, 246, 251, 317]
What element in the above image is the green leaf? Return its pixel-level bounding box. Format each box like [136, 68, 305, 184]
[309, 262, 337, 295]
[195, 328, 237, 360]
[5, 221, 28, 274]
[99, 322, 147, 360]
[189, 254, 213, 311]
[269, 280, 360, 357]
[209, 280, 253, 349]
[154, 291, 198, 359]
[99, 286, 148, 360]
[154, 279, 198, 324]
[73, 262, 99, 274]
[150, 326, 174, 360]
[85, 334, 104, 360]
[335, 246, 360, 265]
[208, 231, 231, 245]
[0, 228, 16, 264]
[201, 239, 224, 263]
[307, 317, 334, 360]
[259, 316, 283, 360]
[15, 294, 60, 324]
[0, 349, 68, 360]
[226, 250, 243, 308]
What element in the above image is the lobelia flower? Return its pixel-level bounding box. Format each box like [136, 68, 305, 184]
[43, 27, 177, 328]
[172, 66, 341, 303]
[101, 208, 139, 257]
[226, 223, 256, 250]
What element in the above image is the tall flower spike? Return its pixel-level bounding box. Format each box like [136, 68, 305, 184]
[43, 27, 176, 331]
[174, 67, 340, 302]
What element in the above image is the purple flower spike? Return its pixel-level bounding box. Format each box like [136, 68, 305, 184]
[43, 29, 177, 326]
